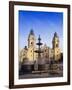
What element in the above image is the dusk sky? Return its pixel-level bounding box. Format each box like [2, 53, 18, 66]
[18, 10, 63, 51]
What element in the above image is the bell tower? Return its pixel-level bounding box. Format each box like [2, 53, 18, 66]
[27, 29, 36, 61]
[28, 29, 36, 48]
[52, 32, 61, 61]
[52, 32, 59, 49]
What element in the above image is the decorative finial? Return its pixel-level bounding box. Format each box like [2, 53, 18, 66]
[38, 35, 41, 41]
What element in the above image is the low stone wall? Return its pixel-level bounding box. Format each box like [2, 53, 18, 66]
[19, 62, 63, 75]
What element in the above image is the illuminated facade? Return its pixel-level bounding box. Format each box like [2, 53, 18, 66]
[19, 30, 61, 63]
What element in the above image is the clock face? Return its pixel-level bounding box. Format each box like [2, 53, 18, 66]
[31, 42, 34, 45]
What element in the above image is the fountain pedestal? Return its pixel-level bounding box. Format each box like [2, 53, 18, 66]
[34, 35, 43, 71]
[34, 60, 38, 71]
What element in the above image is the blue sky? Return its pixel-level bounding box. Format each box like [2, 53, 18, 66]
[18, 10, 63, 51]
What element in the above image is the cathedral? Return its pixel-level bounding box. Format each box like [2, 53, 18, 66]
[19, 29, 61, 64]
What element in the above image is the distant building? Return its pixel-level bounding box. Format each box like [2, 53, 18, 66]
[19, 29, 61, 63]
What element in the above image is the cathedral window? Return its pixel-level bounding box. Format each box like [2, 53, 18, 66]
[57, 51, 58, 53]
[23, 54, 25, 56]
[31, 42, 33, 45]
[56, 44, 58, 47]
[45, 50, 46, 52]
[31, 50, 32, 52]
[57, 55, 58, 58]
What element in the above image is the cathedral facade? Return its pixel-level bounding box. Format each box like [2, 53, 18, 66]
[19, 30, 61, 64]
